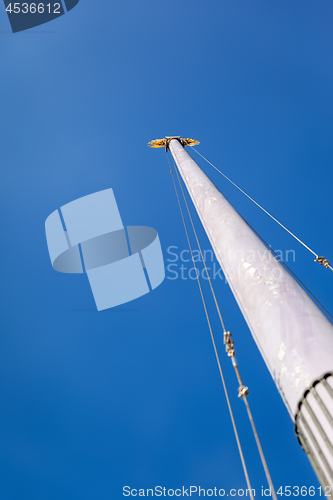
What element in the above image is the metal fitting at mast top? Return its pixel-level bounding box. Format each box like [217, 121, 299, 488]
[148, 137, 200, 151]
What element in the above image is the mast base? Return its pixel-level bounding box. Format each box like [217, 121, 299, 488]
[295, 372, 333, 488]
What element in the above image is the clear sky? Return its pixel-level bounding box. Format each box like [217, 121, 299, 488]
[1, 1, 333, 498]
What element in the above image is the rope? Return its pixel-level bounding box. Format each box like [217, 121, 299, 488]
[240, 214, 333, 320]
[172, 160, 227, 333]
[192, 147, 333, 272]
[242, 397, 277, 500]
[170, 153, 277, 499]
[167, 154, 255, 500]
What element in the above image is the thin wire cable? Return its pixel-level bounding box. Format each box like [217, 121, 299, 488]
[242, 397, 277, 500]
[167, 155, 255, 499]
[171, 156, 227, 333]
[192, 147, 333, 272]
[241, 214, 333, 320]
[170, 152, 277, 499]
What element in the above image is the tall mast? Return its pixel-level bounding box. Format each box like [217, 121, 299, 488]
[152, 136, 333, 487]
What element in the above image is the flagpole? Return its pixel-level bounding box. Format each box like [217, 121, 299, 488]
[158, 137, 333, 487]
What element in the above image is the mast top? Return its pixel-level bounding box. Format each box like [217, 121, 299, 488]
[148, 137, 200, 151]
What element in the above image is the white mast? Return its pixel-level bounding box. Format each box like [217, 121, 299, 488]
[154, 137, 333, 487]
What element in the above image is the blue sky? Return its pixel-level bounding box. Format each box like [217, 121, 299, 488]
[1, 1, 333, 498]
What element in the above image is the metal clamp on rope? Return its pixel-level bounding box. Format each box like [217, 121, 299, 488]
[224, 331, 235, 357]
[315, 256, 330, 268]
[238, 385, 249, 398]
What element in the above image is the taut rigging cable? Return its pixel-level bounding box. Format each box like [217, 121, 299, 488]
[192, 147, 332, 272]
[168, 152, 277, 500]
[171, 155, 278, 499]
[166, 153, 254, 499]
[239, 214, 333, 320]
[166, 151, 278, 500]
